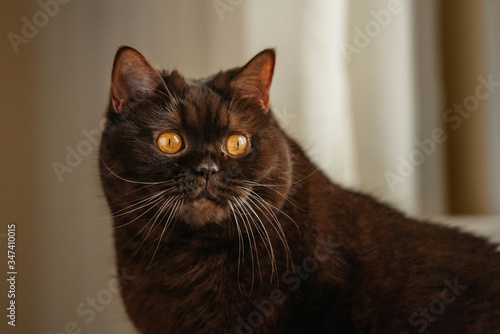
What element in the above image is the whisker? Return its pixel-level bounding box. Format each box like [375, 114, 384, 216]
[232, 196, 256, 292]
[112, 189, 169, 218]
[114, 196, 164, 229]
[227, 74, 246, 112]
[134, 195, 179, 247]
[250, 198, 293, 272]
[242, 180, 303, 212]
[234, 196, 264, 285]
[146, 198, 183, 271]
[150, 65, 181, 111]
[154, 88, 180, 111]
[121, 195, 178, 257]
[233, 196, 255, 293]
[240, 185, 299, 232]
[237, 196, 278, 284]
[108, 183, 172, 210]
[100, 156, 173, 185]
[67, 187, 173, 227]
[291, 169, 319, 185]
[238, 187, 294, 271]
[228, 201, 244, 293]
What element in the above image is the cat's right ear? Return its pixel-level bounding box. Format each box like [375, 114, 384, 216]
[229, 49, 275, 113]
[110, 46, 162, 114]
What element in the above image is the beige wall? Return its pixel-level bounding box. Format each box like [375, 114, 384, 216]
[0, 2, 41, 332]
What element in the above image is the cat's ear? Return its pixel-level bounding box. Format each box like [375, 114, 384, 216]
[110, 46, 163, 114]
[230, 49, 275, 112]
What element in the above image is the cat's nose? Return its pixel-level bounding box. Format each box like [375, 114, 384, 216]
[196, 165, 218, 181]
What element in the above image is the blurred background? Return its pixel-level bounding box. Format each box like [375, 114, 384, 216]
[1, 0, 499, 333]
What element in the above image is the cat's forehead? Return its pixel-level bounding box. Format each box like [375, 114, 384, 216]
[157, 81, 263, 138]
[179, 85, 229, 129]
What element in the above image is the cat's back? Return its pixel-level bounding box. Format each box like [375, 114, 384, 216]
[287, 143, 500, 332]
[325, 187, 500, 332]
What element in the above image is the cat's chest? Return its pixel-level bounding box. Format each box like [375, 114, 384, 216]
[125, 245, 288, 333]
[158, 246, 236, 290]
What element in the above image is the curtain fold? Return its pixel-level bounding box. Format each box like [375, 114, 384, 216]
[483, 0, 500, 213]
[300, 0, 357, 188]
[242, 0, 355, 187]
[346, 0, 421, 215]
[414, 0, 447, 216]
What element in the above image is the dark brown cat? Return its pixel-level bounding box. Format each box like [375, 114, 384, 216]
[99, 46, 500, 333]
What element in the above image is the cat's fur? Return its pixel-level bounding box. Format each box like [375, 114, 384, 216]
[99, 46, 500, 333]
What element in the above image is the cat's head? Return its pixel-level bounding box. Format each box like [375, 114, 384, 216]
[99, 46, 293, 231]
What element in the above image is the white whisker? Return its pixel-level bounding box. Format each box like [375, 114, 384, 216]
[228, 201, 244, 292]
[100, 156, 173, 185]
[237, 196, 278, 284]
[112, 189, 168, 219]
[241, 185, 299, 232]
[238, 186, 294, 271]
[114, 196, 164, 229]
[234, 196, 264, 285]
[242, 180, 303, 212]
[231, 196, 256, 292]
[146, 198, 183, 271]
[121, 195, 178, 257]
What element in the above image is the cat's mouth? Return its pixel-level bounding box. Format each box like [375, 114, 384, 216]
[179, 174, 238, 226]
[182, 177, 227, 226]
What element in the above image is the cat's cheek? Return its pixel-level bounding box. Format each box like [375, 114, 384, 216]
[225, 159, 245, 178]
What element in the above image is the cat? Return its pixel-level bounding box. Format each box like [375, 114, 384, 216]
[99, 46, 500, 334]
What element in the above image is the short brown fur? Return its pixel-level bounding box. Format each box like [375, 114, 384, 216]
[99, 47, 500, 333]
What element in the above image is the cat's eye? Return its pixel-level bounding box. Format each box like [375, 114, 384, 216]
[226, 134, 249, 156]
[157, 132, 183, 154]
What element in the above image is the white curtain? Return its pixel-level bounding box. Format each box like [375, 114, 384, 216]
[242, 0, 442, 216]
[241, 1, 357, 187]
[345, 0, 421, 215]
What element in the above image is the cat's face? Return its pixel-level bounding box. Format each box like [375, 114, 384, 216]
[100, 47, 292, 231]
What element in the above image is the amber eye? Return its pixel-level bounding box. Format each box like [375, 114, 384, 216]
[157, 132, 183, 154]
[226, 134, 249, 156]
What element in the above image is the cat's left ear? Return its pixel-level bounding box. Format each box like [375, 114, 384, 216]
[110, 46, 163, 114]
[230, 49, 275, 112]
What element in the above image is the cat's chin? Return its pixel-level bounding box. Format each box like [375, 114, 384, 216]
[181, 198, 227, 227]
